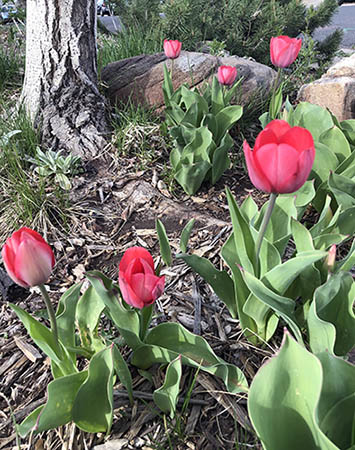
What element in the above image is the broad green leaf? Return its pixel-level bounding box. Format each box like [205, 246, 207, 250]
[281, 180, 315, 217]
[319, 126, 351, 163]
[112, 344, 133, 404]
[153, 355, 182, 418]
[317, 351, 355, 449]
[131, 323, 248, 394]
[248, 332, 338, 450]
[340, 119, 355, 145]
[180, 126, 212, 163]
[310, 196, 335, 238]
[56, 282, 82, 361]
[210, 133, 232, 184]
[313, 233, 348, 250]
[336, 238, 355, 272]
[202, 113, 218, 137]
[241, 270, 302, 343]
[240, 195, 259, 223]
[307, 297, 336, 355]
[179, 218, 195, 253]
[174, 160, 212, 195]
[226, 187, 256, 274]
[9, 303, 63, 365]
[72, 345, 115, 433]
[170, 146, 182, 170]
[162, 63, 174, 105]
[85, 271, 142, 350]
[294, 102, 334, 141]
[215, 105, 243, 144]
[156, 219, 172, 266]
[177, 253, 236, 317]
[76, 285, 105, 354]
[328, 172, 355, 209]
[330, 206, 355, 236]
[255, 196, 297, 255]
[18, 371, 88, 437]
[291, 219, 314, 252]
[311, 142, 338, 187]
[313, 272, 355, 356]
[221, 234, 258, 342]
[224, 76, 243, 105]
[211, 76, 224, 115]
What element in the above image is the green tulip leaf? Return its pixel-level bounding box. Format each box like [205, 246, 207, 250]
[131, 322, 248, 394]
[76, 285, 106, 354]
[221, 234, 258, 343]
[240, 195, 259, 223]
[317, 351, 355, 449]
[174, 160, 212, 195]
[312, 272, 355, 356]
[9, 303, 63, 365]
[153, 355, 182, 418]
[226, 187, 256, 274]
[307, 297, 337, 355]
[340, 119, 355, 145]
[18, 371, 88, 437]
[311, 142, 338, 187]
[294, 102, 334, 141]
[72, 345, 115, 433]
[112, 344, 133, 404]
[211, 76, 225, 115]
[241, 269, 302, 343]
[319, 125, 351, 164]
[56, 282, 83, 361]
[215, 105, 242, 144]
[156, 219, 173, 266]
[248, 332, 338, 450]
[281, 180, 315, 216]
[85, 271, 142, 350]
[177, 253, 236, 317]
[179, 218, 195, 253]
[336, 238, 355, 272]
[210, 133, 232, 184]
[328, 172, 355, 210]
[162, 63, 174, 105]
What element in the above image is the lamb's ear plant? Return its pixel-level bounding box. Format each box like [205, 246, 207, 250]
[162, 64, 243, 195]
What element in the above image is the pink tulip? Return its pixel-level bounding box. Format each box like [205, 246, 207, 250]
[163, 39, 182, 59]
[243, 119, 315, 194]
[217, 65, 237, 86]
[270, 36, 302, 68]
[119, 247, 165, 309]
[2, 227, 55, 288]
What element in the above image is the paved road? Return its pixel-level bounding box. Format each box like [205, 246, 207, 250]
[313, 3, 355, 48]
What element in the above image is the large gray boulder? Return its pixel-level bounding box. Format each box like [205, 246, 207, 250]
[100, 51, 276, 110]
[298, 52, 355, 121]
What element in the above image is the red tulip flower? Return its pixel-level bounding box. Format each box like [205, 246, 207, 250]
[217, 65, 237, 86]
[163, 39, 182, 59]
[2, 227, 55, 288]
[119, 247, 165, 309]
[270, 36, 302, 68]
[243, 119, 315, 194]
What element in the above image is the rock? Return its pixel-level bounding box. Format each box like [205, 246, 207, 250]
[101, 51, 276, 111]
[298, 53, 355, 121]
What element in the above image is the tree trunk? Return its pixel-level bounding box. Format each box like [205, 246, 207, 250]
[21, 0, 109, 158]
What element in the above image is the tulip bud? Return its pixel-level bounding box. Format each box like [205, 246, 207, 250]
[163, 39, 182, 59]
[326, 244, 336, 273]
[2, 227, 55, 288]
[119, 247, 165, 309]
[270, 35, 302, 68]
[217, 65, 237, 86]
[243, 119, 315, 194]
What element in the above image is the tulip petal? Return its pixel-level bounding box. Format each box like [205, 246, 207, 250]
[119, 247, 154, 273]
[15, 235, 54, 287]
[264, 120, 291, 141]
[243, 140, 272, 193]
[281, 127, 315, 155]
[119, 273, 145, 309]
[279, 147, 315, 193]
[255, 143, 300, 193]
[2, 244, 28, 287]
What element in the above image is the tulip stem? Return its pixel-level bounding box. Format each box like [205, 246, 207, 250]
[38, 284, 61, 356]
[139, 304, 153, 341]
[255, 193, 278, 265]
[170, 59, 174, 82]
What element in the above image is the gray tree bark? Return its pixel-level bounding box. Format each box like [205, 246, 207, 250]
[21, 0, 109, 158]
